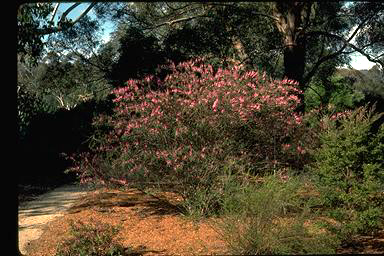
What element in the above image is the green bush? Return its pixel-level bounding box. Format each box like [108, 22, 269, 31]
[55, 220, 128, 256]
[304, 74, 364, 113]
[217, 175, 339, 254]
[17, 83, 47, 140]
[312, 105, 384, 237]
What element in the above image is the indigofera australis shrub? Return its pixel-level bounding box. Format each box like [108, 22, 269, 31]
[70, 57, 314, 215]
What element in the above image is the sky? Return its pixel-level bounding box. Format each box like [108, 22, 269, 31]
[348, 52, 376, 70]
[50, 3, 114, 42]
[55, 3, 377, 70]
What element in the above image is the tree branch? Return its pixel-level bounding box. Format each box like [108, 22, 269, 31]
[59, 3, 82, 23]
[147, 2, 279, 32]
[202, 2, 279, 21]
[71, 51, 109, 74]
[37, 3, 97, 35]
[71, 3, 96, 25]
[311, 31, 384, 67]
[302, 13, 378, 86]
[144, 13, 210, 30]
[249, 10, 280, 22]
[50, 3, 60, 24]
[307, 83, 325, 104]
[347, 44, 384, 68]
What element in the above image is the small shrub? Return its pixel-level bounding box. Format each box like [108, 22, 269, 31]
[55, 220, 128, 256]
[312, 105, 384, 238]
[217, 175, 339, 255]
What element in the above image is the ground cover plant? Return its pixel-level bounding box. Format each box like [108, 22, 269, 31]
[55, 220, 127, 256]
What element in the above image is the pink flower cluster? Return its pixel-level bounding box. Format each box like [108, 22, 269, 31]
[112, 58, 303, 131]
[99, 58, 308, 178]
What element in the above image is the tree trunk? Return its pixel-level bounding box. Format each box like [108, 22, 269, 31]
[283, 43, 305, 85]
[283, 42, 306, 111]
[272, 2, 312, 111]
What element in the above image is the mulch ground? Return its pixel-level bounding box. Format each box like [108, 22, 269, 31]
[24, 187, 384, 255]
[25, 187, 228, 255]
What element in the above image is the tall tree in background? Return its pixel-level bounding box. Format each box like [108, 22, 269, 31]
[102, 3, 382, 83]
[108, 2, 382, 110]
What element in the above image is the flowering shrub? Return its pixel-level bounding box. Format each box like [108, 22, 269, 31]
[70, 57, 313, 215]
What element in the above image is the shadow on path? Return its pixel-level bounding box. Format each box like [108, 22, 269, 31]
[18, 184, 93, 255]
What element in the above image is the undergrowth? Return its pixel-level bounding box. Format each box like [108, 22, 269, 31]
[55, 220, 137, 256]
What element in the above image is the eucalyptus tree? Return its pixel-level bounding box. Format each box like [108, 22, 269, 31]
[17, 2, 112, 111]
[102, 2, 383, 110]
[17, 2, 98, 64]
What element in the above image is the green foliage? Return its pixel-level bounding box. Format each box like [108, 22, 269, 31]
[17, 3, 53, 64]
[217, 175, 339, 255]
[17, 51, 112, 113]
[18, 3, 103, 65]
[17, 83, 48, 140]
[312, 105, 384, 237]
[107, 25, 167, 86]
[55, 220, 128, 256]
[305, 74, 365, 112]
[348, 66, 384, 107]
[353, 3, 384, 56]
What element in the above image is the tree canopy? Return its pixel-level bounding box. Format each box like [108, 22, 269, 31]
[17, 2, 384, 111]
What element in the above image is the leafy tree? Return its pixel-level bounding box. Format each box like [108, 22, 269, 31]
[19, 2, 383, 86]
[17, 3, 53, 64]
[335, 65, 384, 111]
[105, 25, 167, 87]
[304, 73, 365, 113]
[18, 50, 111, 112]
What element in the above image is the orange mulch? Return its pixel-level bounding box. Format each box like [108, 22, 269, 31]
[24, 186, 384, 255]
[25, 187, 228, 255]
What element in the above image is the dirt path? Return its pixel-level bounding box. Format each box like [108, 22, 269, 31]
[18, 183, 93, 255]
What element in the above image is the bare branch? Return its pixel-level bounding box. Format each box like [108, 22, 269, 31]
[144, 13, 210, 30]
[50, 3, 60, 24]
[307, 84, 325, 104]
[167, 15, 205, 26]
[207, 2, 279, 21]
[71, 3, 97, 25]
[59, 3, 82, 23]
[146, 2, 278, 32]
[250, 11, 280, 22]
[37, 3, 97, 35]
[346, 44, 384, 68]
[302, 13, 379, 86]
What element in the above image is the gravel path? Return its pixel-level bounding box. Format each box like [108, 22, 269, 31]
[18, 183, 93, 255]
